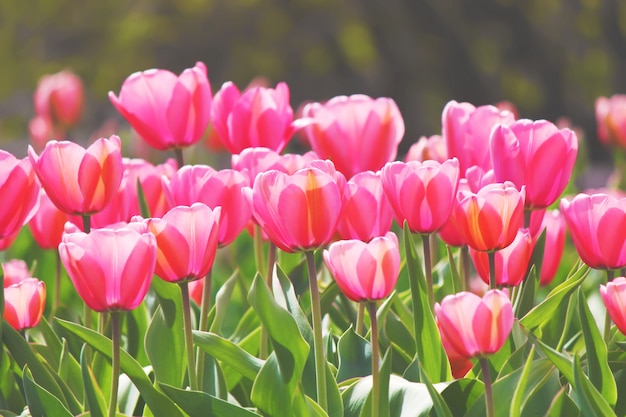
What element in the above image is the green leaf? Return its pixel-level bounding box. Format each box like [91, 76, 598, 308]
[55, 319, 184, 417]
[80, 345, 107, 417]
[533, 336, 575, 384]
[210, 269, 240, 334]
[378, 348, 392, 417]
[37, 317, 63, 370]
[520, 262, 588, 330]
[22, 366, 74, 417]
[337, 327, 371, 382]
[543, 387, 580, 417]
[402, 223, 450, 383]
[418, 362, 453, 417]
[577, 289, 617, 406]
[510, 345, 535, 417]
[572, 355, 617, 417]
[136, 178, 151, 218]
[438, 378, 483, 416]
[160, 383, 261, 416]
[193, 331, 264, 381]
[125, 301, 150, 366]
[58, 339, 84, 407]
[445, 246, 461, 294]
[145, 305, 186, 387]
[514, 266, 539, 319]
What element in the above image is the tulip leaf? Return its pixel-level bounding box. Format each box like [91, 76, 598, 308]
[402, 222, 451, 383]
[533, 336, 575, 385]
[577, 289, 617, 406]
[438, 378, 483, 416]
[510, 345, 535, 417]
[337, 326, 372, 382]
[572, 355, 617, 417]
[58, 339, 84, 407]
[520, 262, 589, 330]
[193, 330, 264, 381]
[22, 366, 74, 417]
[160, 383, 261, 416]
[145, 305, 185, 387]
[514, 266, 539, 319]
[55, 318, 184, 417]
[210, 268, 240, 334]
[125, 301, 150, 366]
[80, 345, 107, 417]
[418, 362, 453, 417]
[37, 317, 63, 370]
[542, 387, 580, 417]
[445, 245, 461, 294]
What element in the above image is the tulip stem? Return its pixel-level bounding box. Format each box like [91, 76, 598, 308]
[605, 269, 615, 343]
[524, 209, 532, 229]
[196, 270, 213, 390]
[366, 302, 380, 417]
[421, 234, 435, 309]
[109, 311, 120, 417]
[488, 251, 497, 290]
[259, 244, 277, 359]
[253, 225, 266, 278]
[173, 148, 184, 168]
[51, 251, 61, 317]
[82, 214, 93, 331]
[180, 282, 198, 390]
[306, 251, 327, 412]
[356, 302, 365, 336]
[479, 357, 495, 417]
[461, 246, 470, 292]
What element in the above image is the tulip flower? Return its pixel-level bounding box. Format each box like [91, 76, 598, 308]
[536, 209, 566, 286]
[109, 62, 212, 152]
[490, 119, 578, 209]
[28, 136, 124, 218]
[302, 95, 405, 179]
[560, 193, 626, 271]
[3, 278, 46, 331]
[336, 171, 393, 242]
[595, 95, 626, 148]
[470, 228, 533, 287]
[455, 182, 525, 253]
[3, 260, 32, 287]
[211, 81, 303, 154]
[34, 70, 84, 129]
[442, 100, 515, 176]
[600, 277, 626, 335]
[247, 165, 344, 253]
[404, 135, 448, 163]
[323, 232, 400, 302]
[381, 158, 460, 234]
[59, 225, 157, 312]
[163, 166, 249, 246]
[28, 189, 72, 250]
[0, 151, 40, 239]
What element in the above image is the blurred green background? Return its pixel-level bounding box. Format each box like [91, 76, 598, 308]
[1, 0, 625, 164]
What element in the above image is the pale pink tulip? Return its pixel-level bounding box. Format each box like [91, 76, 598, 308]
[600, 277, 626, 335]
[3, 278, 46, 330]
[34, 70, 84, 129]
[404, 135, 447, 163]
[3, 260, 31, 287]
[595, 95, 626, 148]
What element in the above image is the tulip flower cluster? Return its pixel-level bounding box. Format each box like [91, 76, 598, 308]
[3, 61, 626, 417]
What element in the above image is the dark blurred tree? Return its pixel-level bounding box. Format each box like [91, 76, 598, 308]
[1, 0, 626, 163]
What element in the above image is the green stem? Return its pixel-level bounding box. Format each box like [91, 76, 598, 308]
[173, 148, 184, 168]
[306, 251, 327, 412]
[356, 302, 365, 336]
[180, 282, 198, 390]
[253, 225, 266, 277]
[461, 246, 470, 292]
[51, 251, 61, 317]
[366, 302, 380, 417]
[605, 269, 615, 343]
[479, 357, 495, 417]
[196, 270, 213, 389]
[259, 244, 277, 359]
[488, 251, 497, 290]
[82, 215, 93, 331]
[421, 234, 435, 309]
[108, 312, 120, 417]
[524, 209, 532, 229]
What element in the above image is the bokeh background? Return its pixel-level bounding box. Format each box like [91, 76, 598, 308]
[1, 0, 625, 169]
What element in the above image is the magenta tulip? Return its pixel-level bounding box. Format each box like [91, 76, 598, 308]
[109, 62, 212, 150]
[0, 151, 40, 238]
[490, 119, 578, 209]
[537, 209, 566, 285]
[28, 189, 72, 249]
[600, 277, 626, 335]
[34, 70, 84, 129]
[3, 278, 46, 331]
[303, 95, 404, 179]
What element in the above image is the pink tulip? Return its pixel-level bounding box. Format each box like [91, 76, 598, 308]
[323, 232, 400, 302]
[404, 135, 448, 163]
[490, 119, 578, 209]
[0, 231, 20, 252]
[109, 62, 212, 150]
[435, 289, 513, 359]
[437, 179, 471, 247]
[537, 209, 566, 285]
[442, 100, 515, 176]
[560, 193, 626, 270]
[28, 189, 72, 250]
[163, 166, 250, 246]
[34, 70, 84, 129]
[3, 278, 46, 331]
[247, 165, 344, 252]
[29, 115, 54, 150]
[600, 277, 626, 335]
[336, 171, 393, 242]
[302, 95, 405, 179]
[3, 260, 32, 287]
[28, 136, 124, 215]
[455, 182, 525, 252]
[59, 225, 156, 312]
[0, 151, 40, 238]
[381, 158, 460, 234]
[470, 229, 533, 287]
[211, 81, 302, 154]
[595, 95, 626, 148]
[232, 147, 320, 184]
[147, 203, 221, 282]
